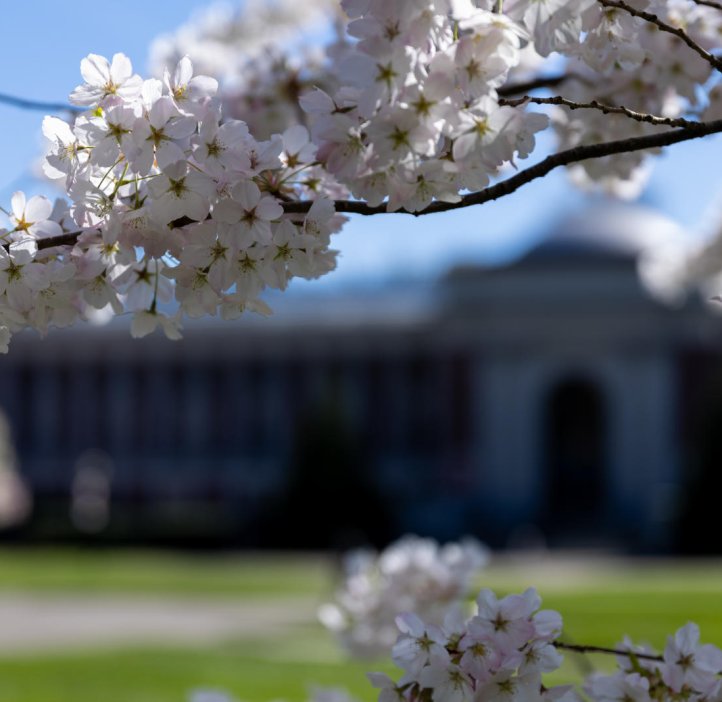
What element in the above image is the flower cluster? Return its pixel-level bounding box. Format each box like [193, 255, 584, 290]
[149, 0, 343, 140]
[151, 0, 722, 203]
[318, 536, 489, 658]
[369, 587, 567, 702]
[547, 0, 722, 197]
[4, 0, 722, 346]
[586, 623, 722, 702]
[189, 600, 722, 702]
[302, 0, 550, 212]
[0, 52, 345, 349]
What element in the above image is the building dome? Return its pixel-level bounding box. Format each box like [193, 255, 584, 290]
[522, 200, 686, 263]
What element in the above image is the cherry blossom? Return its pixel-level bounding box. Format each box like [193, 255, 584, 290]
[1, 0, 722, 350]
[318, 536, 489, 659]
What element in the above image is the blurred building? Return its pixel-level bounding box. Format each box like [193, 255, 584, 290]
[1, 202, 722, 551]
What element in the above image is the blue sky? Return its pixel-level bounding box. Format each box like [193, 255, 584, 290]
[2, 1, 722, 287]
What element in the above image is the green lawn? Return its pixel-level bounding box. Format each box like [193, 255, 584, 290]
[0, 548, 331, 597]
[1, 550, 722, 702]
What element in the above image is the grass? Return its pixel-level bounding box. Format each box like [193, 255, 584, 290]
[1, 550, 722, 702]
[0, 548, 332, 597]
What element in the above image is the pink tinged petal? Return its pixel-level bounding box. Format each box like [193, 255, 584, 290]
[198, 118, 219, 143]
[116, 76, 143, 101]
[181, 246, 213, 269]
[32, 220, 63, 239]
[69, 85, 103, 106]
[534, 610, 563, 638]
[233, 224, 256, 250]
[142, 78, 163, 107]
[251, 221, 272, 245]
[127, 143, 155, 177]
[368, 673, 396, 688]
[188, 75, 218, 99]
[11, 238, 38, 259]
[453, 133, 477, 161]
[130, 311, 159, 338]
[162, 161, 188, 181]
[11, 191, 27, 220]
[152, 195, 184, 225]
[183, 192, 211, 222]
[147, 176, 170, 199]
[160, 316, 183, 340]
[7, 284, 33, 311]
[24, 196, 53, 223]
[165, 116, 197, 140]
[42, 159, 66, 180]
[220, 150, 251, 173]
[502, 593, 533, 620]
[22, 264, 50, 291]
[231, 181, 261, 210]
[256, 197, 283, 221]
[149, 97, 177, 129]
[697, 644, 722, 673]
[396, 613, 425, 637]
[174, 56, 194, 88]
[283, 125, 310, 154]
[185, 172, 215, 199]
[132, 118, 152, 146]
[218, 120, 249, 144]
[308, 197, 335, 222]
[341, 0, 370, 19]
[0, 327, 10, 353]
[476, 589, 499, 618]
[213, 200, 244, 225]
[80, 54, 111, 86]
[299, 88, 335, 115]
[273, 220, 296, 245]
[156, 141, 187, 172]
[676, 623, 700, 653]
[42, 116, 74, 144]
[110, 53, 133, 84]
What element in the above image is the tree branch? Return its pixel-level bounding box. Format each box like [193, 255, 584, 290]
[283, 117, 722, 217]
[498, 74, 573, 97]
[498, 94, 697, 128]
[555, 642, 663, 662]
[31, 117, 722, 252]
[691, 0, 722, 11]
[599, 0, 722, 72]
[0, 92, 80, 113]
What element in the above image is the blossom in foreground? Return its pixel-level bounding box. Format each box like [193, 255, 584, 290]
[3, 0, 722, 349]
[374, 586, 567, 702]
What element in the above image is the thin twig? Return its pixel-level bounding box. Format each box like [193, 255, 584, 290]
[28, 117, 722, 251]
[691, 0, 722, 11]
[0, 92, 80, 113]
[555, 642, 663, 662]
[498, 94, 697, 128]
[599, 0, 722, 72]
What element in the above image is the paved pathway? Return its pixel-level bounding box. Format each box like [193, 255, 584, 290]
[0, 594, 316, 654]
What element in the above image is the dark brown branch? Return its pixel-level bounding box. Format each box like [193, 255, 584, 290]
[691, 0, 722, 10]
[0, 92, 80, 114]
[555, 642, 663, 662]
[498, 95, 697, 128]
[599, 0, 722, 72]
[283, 117, 722, 217]
[498, 74, 571, 97]
[31, 117, 722, 252]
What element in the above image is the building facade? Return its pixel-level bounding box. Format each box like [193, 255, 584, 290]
[1, 203, 721, 550]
